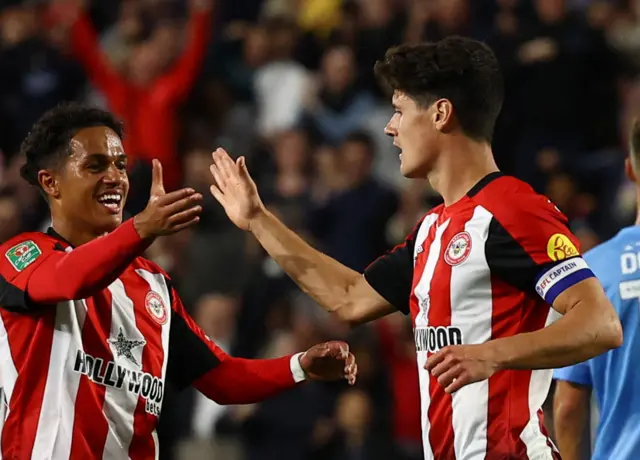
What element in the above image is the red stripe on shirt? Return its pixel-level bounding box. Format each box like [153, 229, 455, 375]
[0, 308, 56, 459]
[127, 272, 165, 460]
[427, 208, 474, 459]
[487, 276, 557, 459]
[69, 293, 114, 458]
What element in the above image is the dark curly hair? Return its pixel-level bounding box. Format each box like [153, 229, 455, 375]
[19, 102, 124, 188]
[374, 36, 504, 143]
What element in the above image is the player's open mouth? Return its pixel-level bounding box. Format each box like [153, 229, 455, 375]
[97, 192, 123, 214]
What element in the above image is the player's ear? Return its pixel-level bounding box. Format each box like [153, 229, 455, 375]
[433, 99, 454, 132]
[38, 169, 60, 199]
[625, 157, 637, 183]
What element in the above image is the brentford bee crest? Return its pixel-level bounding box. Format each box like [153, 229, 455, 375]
[145, 291, 167, 325]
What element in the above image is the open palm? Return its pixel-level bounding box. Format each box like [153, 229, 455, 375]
[209, 148, 264, 231]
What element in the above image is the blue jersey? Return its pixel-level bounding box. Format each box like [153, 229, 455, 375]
[554, 226, 640, 460]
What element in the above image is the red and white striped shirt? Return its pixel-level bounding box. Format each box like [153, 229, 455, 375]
[0, 219, 301, 460]
[365, 172, 593, 460]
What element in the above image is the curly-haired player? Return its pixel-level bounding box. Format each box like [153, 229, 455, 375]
[0, 103, 357, 459]
[210, 36, 622, 459]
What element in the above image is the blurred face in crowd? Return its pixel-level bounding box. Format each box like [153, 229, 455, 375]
[274, 130, 309, 173]
[184, 148, 212, 188]
[129, 42, 166, 86]
[336, 390, 372, 435]
[385, 91, 440, 178]
[322, 46, 356, 94]
[340, 140, 373, 186]
[434, 0, 469, 31]
[40, 127, 129, 236]
[244, 26, 270, 67]
[1, 6, 37, 46]
[535, 0, 566, 23]
[0, 195, 20, 243]
[194, 294, 238, 341]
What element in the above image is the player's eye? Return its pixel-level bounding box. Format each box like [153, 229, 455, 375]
[116, 159, 127, 170]
[87, 163, 103, 172]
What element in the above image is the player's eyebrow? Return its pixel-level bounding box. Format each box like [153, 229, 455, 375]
[85, 153, 128, 162]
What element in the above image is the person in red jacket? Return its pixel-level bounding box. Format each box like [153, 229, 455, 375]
[66, 0, 212, 194]
[0, 103, 357, 460]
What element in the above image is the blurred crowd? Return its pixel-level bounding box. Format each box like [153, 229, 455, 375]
[1, 0, 639, 458]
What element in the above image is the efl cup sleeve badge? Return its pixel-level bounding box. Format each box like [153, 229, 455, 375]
[546, 233, 579, 261]
[145, 291, 168, 325]
[444, 232, 472, 266]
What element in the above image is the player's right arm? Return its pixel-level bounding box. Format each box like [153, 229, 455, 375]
[553, 363, 593, 460]
[209, 148, 413, 326]
[0, 160, 201, 309]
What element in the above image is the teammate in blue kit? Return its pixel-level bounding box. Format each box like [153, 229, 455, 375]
[553, 119, 640, 460]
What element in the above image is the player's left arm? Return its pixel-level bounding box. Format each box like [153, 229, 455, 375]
[165, 283, 356, 404]
[427, 196, 621, 393]
[484, 205, 622, 370]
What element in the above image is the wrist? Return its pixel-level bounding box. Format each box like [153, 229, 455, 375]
[290, 352, 307, 383]
[486, 337, 511, 372]
[247, 206, 270, 235]
[132, 215, 153, 241]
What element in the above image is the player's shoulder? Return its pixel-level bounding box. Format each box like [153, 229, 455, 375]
[130, 256, 172, 280]
[0, 231, 60, 277]
[406, 204, 444, 239]
[474, 174, 569, 227]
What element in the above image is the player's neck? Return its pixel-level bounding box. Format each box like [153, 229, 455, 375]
[50, 217, 105, 247]
[428, 138, 499, 206]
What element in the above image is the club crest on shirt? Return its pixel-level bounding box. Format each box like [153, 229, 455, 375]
[444, 232, 472, 266]
[145, 291, 168, 325]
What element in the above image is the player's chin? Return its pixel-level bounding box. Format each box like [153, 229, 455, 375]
[93, 207, 124, 232]
[400, 160, 422, 179]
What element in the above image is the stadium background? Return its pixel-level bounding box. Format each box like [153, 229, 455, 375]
[0, 0, 637, 458]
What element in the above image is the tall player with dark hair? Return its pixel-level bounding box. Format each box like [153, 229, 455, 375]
[0, 103, 357, 459]
[210, 37, 622, 459]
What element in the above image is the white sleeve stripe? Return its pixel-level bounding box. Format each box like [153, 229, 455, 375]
[290, 352, 306, 383]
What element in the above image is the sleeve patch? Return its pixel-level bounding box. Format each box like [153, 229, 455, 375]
[535, 257, 594, 304]
[546, 233, 579, 261]
[5, 241, 42, 272]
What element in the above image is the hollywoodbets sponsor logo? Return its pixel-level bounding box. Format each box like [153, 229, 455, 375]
[73, 350, 163, 416]
[414, 326, 463, 353]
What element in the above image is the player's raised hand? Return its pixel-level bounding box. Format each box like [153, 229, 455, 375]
[425, 343, 499, 394]
[133, 159, 202, 238]
[299, 341, 358, 385]
[209, 148, 265, 231]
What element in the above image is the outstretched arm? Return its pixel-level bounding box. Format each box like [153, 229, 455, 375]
[167, 288, 356, 404]
[0, 161, 201, 308]
[209, 149, 403, 327]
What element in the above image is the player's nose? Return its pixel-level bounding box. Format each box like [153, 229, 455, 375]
[384, 123, 396, 137]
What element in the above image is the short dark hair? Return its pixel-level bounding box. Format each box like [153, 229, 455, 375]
[19, 102, 124, 187]
[374, 36, 504, 143]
